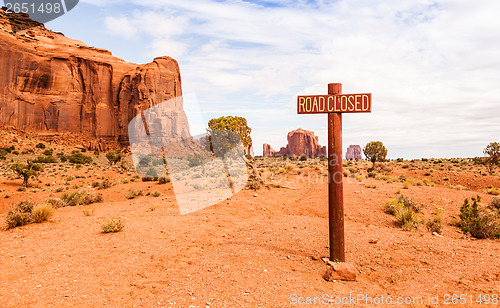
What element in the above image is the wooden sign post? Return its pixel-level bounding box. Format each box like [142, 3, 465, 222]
[297, 83, 372, 262]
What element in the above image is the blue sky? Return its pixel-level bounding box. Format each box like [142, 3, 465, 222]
[43, 0, 500, 158]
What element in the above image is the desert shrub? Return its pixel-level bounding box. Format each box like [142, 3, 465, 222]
[459, 195, 500, 239]
[101, 218, 125, 233]
[367, 171, 377, 178]
[36, 143, 46, 149]
[106, 151, 124, 165]
[5, 201, 35, 229]
[397, 195, 422, 212]
[0, 149, 7, 160]
[384, 195, 422, 215]
[491, 197, 500, 211]
[395, 206, 421, 231]
[43, 149, 53, 156]
[68, 153, 92, 165]
[247, 179, 261, 190]
[403, 181, 411, 189]
[422, 178, 435, 187]
[46, 198, 64, 208]
[383, 199, 403, 215]
[300, 156, 307, 161]
[427, 214, 443, 234]
[348, 167, 358, 174]
[82, 208, 95, 216]
[17, 186, 26, 192]
[61, 188, 103, 206]
[33, 156, 58, 164]
[59, 155, 68, 162]
[151, 190, 161, 197]
[366, 183, 377, 189]
[92, 178, 113, 190]
[158, 177, 170, 184]
[31, 203, 55, 223]
[125, 188, 142, 200]
[141, 176, 156, 182]
[487, 187, 500, 195]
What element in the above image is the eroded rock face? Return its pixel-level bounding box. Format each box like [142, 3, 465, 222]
[0, 9, 190, 145]
[263, 128, 326, 158]
[346, 145, 362, 160]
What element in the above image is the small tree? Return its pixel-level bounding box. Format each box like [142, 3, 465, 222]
[11, 161, 44, 187]
[484, 142, 500, 174]
[106, 151, 124, 165]
[363, 141, 387, 168]
[208, 116, 252, 151]
[207, 116, 262, 183]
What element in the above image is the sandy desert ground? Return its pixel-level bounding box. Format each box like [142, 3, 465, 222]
[1, 128, 500, 307]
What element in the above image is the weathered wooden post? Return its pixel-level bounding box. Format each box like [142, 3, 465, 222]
[297, 83, 372, 262]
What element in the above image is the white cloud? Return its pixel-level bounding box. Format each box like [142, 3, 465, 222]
[92, 0, 500, 158]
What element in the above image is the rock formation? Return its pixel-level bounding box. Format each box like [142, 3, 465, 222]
[346, 145, 362, 160]
[263, 128, 326, 158]
[0, 8, 190, 146]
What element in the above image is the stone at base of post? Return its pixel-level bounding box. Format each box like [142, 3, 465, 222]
[323, 262, 358, 282]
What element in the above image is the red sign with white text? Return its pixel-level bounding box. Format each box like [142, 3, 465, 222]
[297, 94, 372, 114]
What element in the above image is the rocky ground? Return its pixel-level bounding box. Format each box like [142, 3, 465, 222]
[1, 132, 500, 307]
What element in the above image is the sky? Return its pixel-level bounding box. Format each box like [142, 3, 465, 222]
[43, 0, 500, 158]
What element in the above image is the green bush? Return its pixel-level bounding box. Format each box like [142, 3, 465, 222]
[36, 143, 46, 149]
[43, 149, 53, 156]
[33, 156, 58, 164]
[459, 195, 500, 239]
[68, 153, 92, 165]
[106, 151, 124, 165]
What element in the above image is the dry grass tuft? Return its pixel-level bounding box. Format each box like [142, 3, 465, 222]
[101, 218, 125, 233]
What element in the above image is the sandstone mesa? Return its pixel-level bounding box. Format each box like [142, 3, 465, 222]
[0, 8, 190, 146]
[263, 128, 327, 158]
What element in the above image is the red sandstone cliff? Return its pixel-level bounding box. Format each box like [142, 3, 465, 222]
[0, 9, 190, 145]
[263, 128, 326, 158]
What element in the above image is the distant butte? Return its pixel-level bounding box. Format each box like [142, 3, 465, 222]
[0, 8, 190, 146]
[346, 145, 362, 160]
[263, 128, 326, 158]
